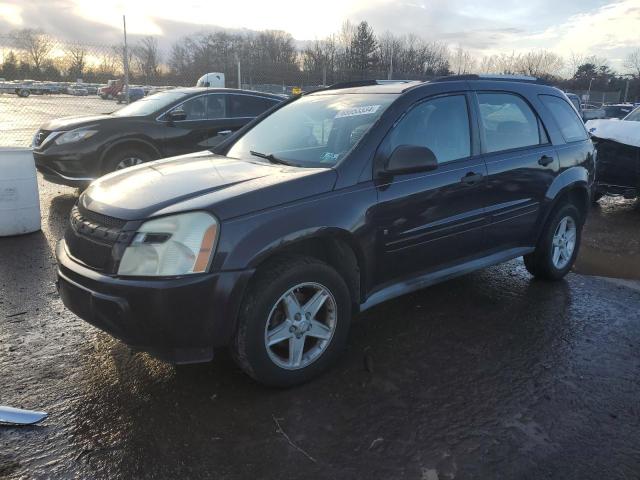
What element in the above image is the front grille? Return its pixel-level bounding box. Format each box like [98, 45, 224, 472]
[66, 205, 127, 271]
[77, 204, 127, 230]
[33, 130, 52, 147]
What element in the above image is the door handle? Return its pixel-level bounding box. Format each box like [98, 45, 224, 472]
[538, 155, 554, 167]
[461, 172, 483, 185]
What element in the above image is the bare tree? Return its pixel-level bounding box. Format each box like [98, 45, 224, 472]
[518, 50, 564, 78]
[450, 47, 476, 75]
[133, 36, 161, 83]
[624, 49, 640, 78]
[64, 42, 87, 79]
[10, 28, 53, 71]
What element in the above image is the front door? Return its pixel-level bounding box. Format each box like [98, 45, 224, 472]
[372, 93, 489, 286]
[160, 93, 228, 156]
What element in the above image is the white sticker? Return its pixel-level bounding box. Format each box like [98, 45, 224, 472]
[335, 105, 381, 119]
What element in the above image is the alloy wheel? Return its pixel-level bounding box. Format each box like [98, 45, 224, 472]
[551, 216, 577, 269]
[264, 282, 337, 370]
[115, 157, 144, 170]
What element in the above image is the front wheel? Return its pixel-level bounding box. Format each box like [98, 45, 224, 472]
[103, 147, 151, 174]
[524, 203, 582, 281]
[232, 256, 352, 387]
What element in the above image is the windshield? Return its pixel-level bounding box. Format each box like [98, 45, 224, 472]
[112, 91, 190, 117]
[624, 106, 640, 122]
[226, 93, 397, 167]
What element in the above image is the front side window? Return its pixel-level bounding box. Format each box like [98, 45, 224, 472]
[386, 95, 471, 164]
[540, 94, 589, 142]
[229, 95, 278, 118]
[478, 93, 543, 153]
[226, 93, 397, 167]
[173, 94, 226, 120]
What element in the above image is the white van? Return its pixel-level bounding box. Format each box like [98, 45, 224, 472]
[196, 73, 225, 88]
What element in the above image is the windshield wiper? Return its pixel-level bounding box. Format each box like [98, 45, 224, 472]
[250, 150, 296, 166]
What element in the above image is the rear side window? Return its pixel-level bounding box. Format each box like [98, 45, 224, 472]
[387, 95, 471, 164]
[540, 95, 588, 142]
[229, 95, 278, 118]
[478, 93, 543, 153]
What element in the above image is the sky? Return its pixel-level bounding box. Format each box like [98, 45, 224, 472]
[0, 0, 639, 71]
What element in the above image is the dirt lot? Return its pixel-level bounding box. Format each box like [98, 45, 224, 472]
[0, 94, 121, 147]
[1, 178, 640, 480]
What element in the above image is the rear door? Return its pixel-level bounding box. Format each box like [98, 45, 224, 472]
[372, 93, 490, 285]
[475, 91, 557, 250]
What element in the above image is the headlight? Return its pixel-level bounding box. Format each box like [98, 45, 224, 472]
[118, 212, 219, 277]
[55, 129, 97, 145]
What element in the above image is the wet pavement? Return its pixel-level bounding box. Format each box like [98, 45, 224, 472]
[1, 179, 640, 480]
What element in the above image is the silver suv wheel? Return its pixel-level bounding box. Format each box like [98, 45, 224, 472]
[264, 282, 337, 370]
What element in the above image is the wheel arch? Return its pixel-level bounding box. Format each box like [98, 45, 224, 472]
[538, 167, 590, 244]
[99, 137, 161, 173]
[245, 229, 367, 312]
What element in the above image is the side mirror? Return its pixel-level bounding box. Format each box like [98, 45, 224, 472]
[386, 145, 438, 174]
[166, 109, 187, 122]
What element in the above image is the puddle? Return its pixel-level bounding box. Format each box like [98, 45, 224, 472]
[574, 244, 640, 280]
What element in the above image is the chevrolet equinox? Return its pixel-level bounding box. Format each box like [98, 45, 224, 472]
[57, 76, 595, 386]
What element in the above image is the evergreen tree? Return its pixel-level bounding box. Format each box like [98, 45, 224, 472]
[350, 21, 377, 77]
[1, 51, 18, 79]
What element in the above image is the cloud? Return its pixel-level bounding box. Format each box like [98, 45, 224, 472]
[0, 0, 638, 72]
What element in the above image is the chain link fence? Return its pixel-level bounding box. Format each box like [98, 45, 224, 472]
[0, 34, 447, 147]
[3, 33, 629, 148]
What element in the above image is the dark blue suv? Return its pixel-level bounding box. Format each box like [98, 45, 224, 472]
[56, 75, 595, 386]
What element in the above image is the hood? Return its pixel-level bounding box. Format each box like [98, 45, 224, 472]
[41, 114, 114, 131]
[80, 151, 337, 221]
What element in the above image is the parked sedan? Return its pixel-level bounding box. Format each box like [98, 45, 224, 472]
[33, 88, 283, 187]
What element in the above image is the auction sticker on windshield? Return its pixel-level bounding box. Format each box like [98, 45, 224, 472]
[335, 105, 381, 118]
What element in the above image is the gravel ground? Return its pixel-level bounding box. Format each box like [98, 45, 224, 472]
[1, 178, 640, 480]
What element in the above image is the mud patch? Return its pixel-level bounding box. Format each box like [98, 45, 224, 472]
[574, 244, 640, 280]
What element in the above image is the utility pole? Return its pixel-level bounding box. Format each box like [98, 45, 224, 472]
[236, 56, 241, 89]
[587, 77, 594, 104]
[123, 15, 130, 104]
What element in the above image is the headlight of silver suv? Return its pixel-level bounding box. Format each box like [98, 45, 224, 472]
[118, 212, 219, 276]
[54, 129, 98, 145]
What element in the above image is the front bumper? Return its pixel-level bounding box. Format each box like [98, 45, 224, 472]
[56, 240, 253, 363]
[33, 149, 99, 187]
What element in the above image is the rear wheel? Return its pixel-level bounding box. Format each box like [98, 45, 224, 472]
[231, 256, 352, 387]
[524, 203, 582, 281]
[103, 147, 152, 174]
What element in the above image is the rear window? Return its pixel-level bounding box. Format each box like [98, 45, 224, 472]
[540, 95, 589, 143]
[229, 95, 278, 118]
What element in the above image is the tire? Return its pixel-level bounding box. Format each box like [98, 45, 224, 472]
[103, 147, 152, 174]
[17, 88, 30, 97]
[524, 203, 582, 281]
[231, 255, 352, 387]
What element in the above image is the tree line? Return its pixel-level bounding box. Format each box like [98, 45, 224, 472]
[1, 24, 639, 101]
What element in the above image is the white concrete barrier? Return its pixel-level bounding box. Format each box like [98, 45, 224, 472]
[0, 148, 41, 236]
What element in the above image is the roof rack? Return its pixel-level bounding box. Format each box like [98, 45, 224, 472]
[324, 79, 415, 91]
[433, 74, 551, 85]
